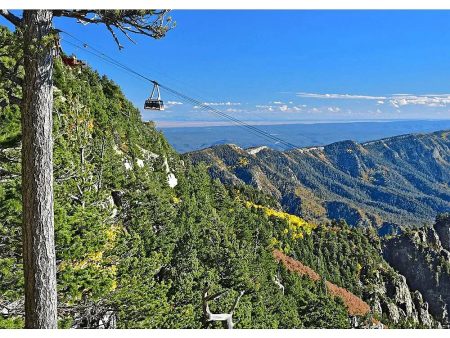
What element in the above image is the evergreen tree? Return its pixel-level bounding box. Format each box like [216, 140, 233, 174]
[0, 9, 173, 328]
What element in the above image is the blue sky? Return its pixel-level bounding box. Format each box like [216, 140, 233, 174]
[3, 10, 450, 125]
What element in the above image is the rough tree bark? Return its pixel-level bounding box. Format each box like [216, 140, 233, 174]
[21, 10, 58, 329]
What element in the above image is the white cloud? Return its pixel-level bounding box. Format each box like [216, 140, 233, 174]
[296, 92, 450, 109]
[255, 105, 274, 112]
[167, 101, 183, 105]
[297, 92, 386, 100]
[203, 101, 241, 106]
[225, 108, 243, 113]
[388, 94, 450, 108]
[327, 106, 341, 113]
[256, 104, 304, 113]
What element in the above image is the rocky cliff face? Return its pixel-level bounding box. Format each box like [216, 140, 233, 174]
[382, 215, 450, 327]
[434, 214, 450, 251]
[365, 268, 436, 327]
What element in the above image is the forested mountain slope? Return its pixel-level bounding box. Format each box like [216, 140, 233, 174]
[188, 131, 450, 229]
[0, 26, 445, 329]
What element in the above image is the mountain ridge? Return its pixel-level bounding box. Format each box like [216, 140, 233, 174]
[187, 129, 450, 229]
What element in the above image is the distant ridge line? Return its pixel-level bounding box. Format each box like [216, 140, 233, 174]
[361, 128, 450, 147]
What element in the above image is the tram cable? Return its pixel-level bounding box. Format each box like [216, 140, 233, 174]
[60, 31, 299, 150]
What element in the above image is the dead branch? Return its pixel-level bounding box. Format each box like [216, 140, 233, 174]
[202, 286, 245, 329]
[53, 10, 174, 50]
[273, 275, 285, 294]
[0, 10, 23, 27]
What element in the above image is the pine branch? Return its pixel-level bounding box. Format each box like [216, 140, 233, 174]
[53, 10, 174, 49]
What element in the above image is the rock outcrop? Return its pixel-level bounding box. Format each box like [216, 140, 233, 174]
[362, 266, 436, 327]
[382, 216, 450, 327]
[434, 213, 450, 251]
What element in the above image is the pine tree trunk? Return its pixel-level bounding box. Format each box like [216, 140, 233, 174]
[22, 10, 57, 329]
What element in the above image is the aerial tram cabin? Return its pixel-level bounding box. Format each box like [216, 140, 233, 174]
[144, 82, 164, 111]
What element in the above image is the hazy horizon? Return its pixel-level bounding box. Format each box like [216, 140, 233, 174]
[160, 119, 450, 153]
[154, 117, 450, 128]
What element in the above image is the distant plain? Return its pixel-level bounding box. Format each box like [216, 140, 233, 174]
[160, 120, 450, 153]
